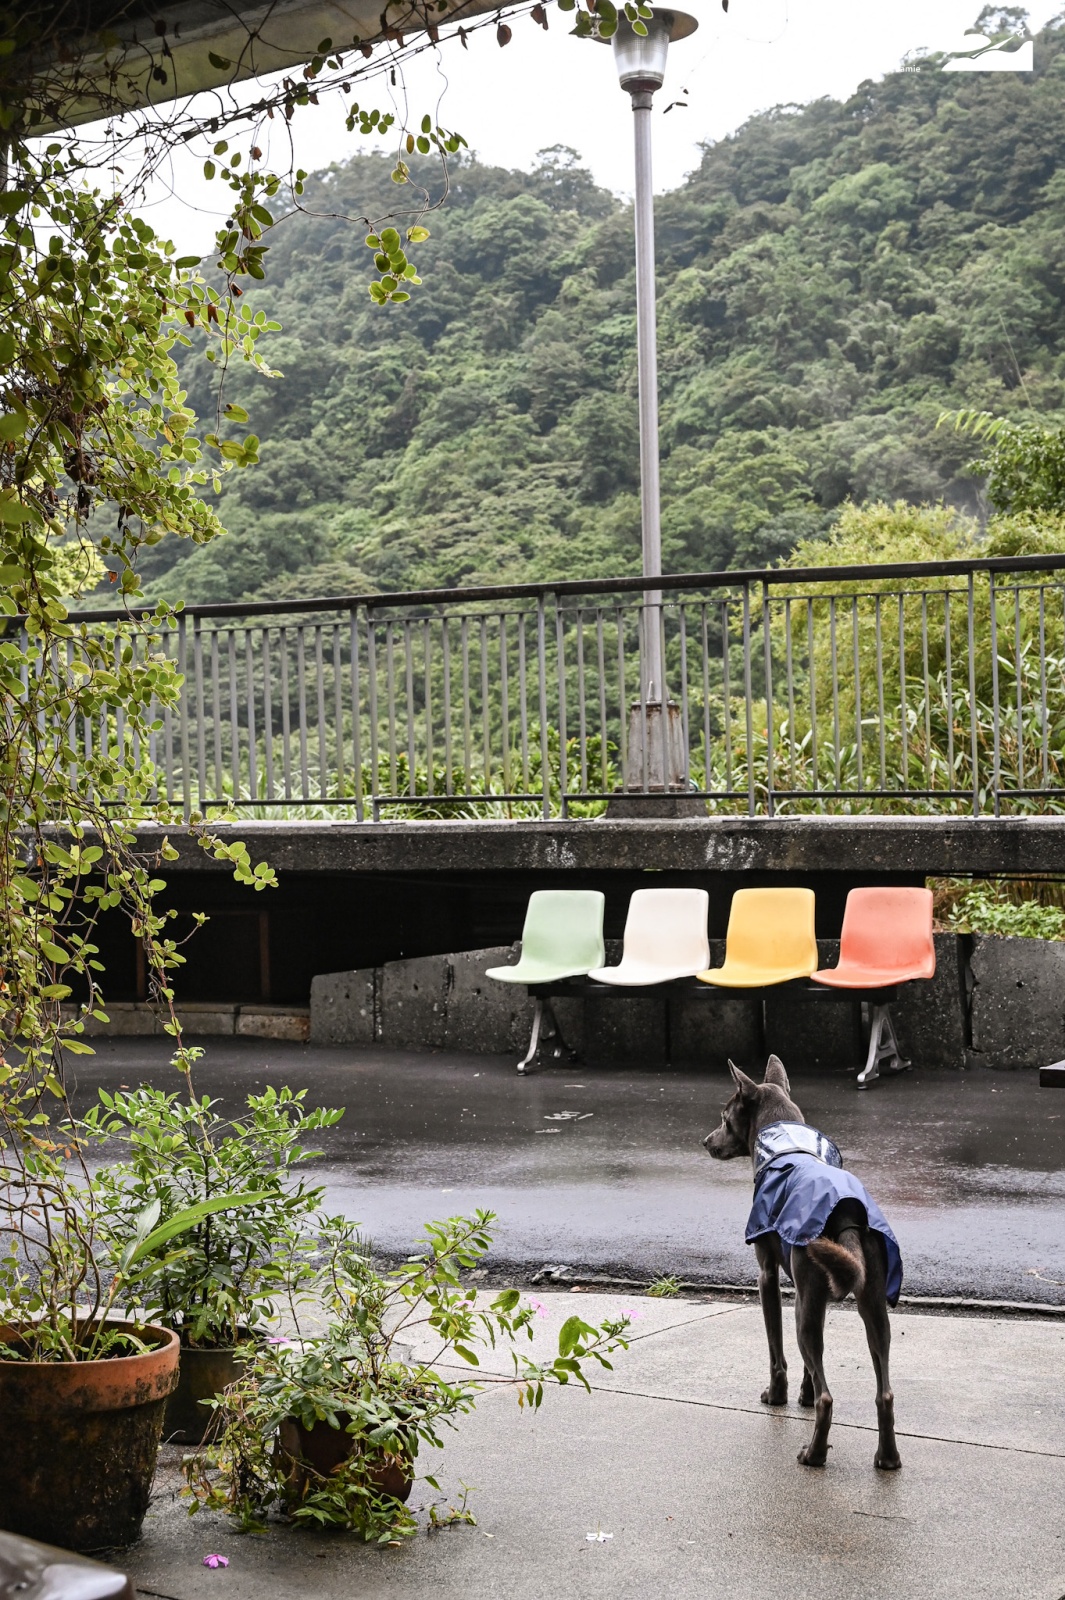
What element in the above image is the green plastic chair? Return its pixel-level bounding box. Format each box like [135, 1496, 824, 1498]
[486, 890, 605, 1073]
[486, 890, 605, 986]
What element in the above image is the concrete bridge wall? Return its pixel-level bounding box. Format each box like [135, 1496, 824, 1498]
[310, 933, 1065, 1075]
[85, 817, 1065, 1010]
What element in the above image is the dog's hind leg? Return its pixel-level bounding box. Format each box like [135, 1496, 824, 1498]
[755, 1239, 788, 1406]
[792, 1248, 832, 1467]
[855, 1235, 901, 1471]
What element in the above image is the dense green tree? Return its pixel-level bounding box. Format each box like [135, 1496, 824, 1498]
[131, 15, 1065, 605]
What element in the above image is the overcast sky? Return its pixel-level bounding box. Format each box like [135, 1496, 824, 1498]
[113, 0, 1063, 255]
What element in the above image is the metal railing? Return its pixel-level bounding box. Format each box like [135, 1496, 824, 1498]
[55, 552, 1065, 819]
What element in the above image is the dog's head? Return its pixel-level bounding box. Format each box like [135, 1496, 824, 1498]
[702, 1056, 802, 1160]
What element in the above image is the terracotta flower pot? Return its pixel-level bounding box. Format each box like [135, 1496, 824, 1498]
[164, 1338, 250, 1444]
[0, 1322, 180, 1552]
[276, 1414, 414, 1504]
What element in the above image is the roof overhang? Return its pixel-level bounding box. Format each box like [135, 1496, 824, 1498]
[9, 0, 503, 131]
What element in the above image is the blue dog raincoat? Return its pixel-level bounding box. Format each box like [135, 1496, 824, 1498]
[746, 1121, 903, 1306]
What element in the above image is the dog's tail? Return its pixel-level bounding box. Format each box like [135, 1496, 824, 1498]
[806, 1231, 866, 1301]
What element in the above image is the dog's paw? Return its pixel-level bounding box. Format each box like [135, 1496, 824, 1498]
[797, 1445, 827, 1468]
[875, 1452, 902, 1471]
[798, 1379, 815, 1408]
[761, 1384, 788, 1406]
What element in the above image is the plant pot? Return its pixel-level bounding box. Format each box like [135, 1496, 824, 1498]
[276, 1414, 414, 1504]
[0, 1322, 180, 1552]
[164, 1339, 250, 1445]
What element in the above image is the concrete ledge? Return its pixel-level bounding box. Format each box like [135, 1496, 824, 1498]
[70, 1002, 309, 1041]
[127, 815, 1065, 878]
[236, 1006, 311, 1042]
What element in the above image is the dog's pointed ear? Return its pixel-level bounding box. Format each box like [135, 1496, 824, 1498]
[728, 1060, 759, 1101]
[764, 1055, 790, 1092]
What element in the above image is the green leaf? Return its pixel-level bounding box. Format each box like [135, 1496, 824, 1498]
[119, 1197, 162, 1270]
[0, 411, 28, 440]
[127, 1190, 274, 1263]
[208, 51, 232, 69]
[0, 497, 39, 526]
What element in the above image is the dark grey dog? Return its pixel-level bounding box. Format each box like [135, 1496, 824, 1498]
[703, 1057, 902, 1472]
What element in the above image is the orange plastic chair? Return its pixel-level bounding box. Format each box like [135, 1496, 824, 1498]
[697, 888, 817, 988]
[813, 886, 935, 1087]
[813, 887, 935, 990]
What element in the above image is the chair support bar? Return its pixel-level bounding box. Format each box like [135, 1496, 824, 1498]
[857, 1002, 911, 1089]
[517, 997, 579, 1075]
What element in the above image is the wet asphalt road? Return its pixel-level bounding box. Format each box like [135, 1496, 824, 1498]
[69, 1039, 1065, 1304]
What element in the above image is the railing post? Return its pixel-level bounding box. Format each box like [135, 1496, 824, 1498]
[742, 582, 755, 817]
[555, 596, 568, 817]
[177, 613, 191, 823]
[968, 573, 979, 817]
[537, 592, 551, 820]
[762, 580, 774, 818]
[989, 568, 1000, 816]
[367, 612, 380, 823]
[193, 620, 206, 812]
[350, 608, 364, 823]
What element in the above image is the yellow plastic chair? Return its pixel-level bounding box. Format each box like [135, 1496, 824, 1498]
[697, 887, 817, 988]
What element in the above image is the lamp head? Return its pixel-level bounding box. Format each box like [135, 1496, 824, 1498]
[607, 8, 698, 94]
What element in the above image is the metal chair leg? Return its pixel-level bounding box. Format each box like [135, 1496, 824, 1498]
[517, 998, 545, 1074]
[517, 998, 579, 1075]
[857, 1003, 911, 1089]
[541, 1000, 579, 1063]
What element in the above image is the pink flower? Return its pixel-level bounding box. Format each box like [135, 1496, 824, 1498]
[526, 1297, 549, 1319]
[617, 1307, 643, 1321]
[202, 1554, 229, 1569]
[267, 1336, 289, 1345]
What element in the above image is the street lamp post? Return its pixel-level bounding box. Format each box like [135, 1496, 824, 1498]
[608, 8, 697, 794]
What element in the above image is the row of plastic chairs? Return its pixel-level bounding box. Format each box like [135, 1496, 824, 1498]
[487, 886, 935, 1083]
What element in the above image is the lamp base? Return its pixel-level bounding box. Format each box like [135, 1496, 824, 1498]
[605, 792, 706, 818]
[606, 699, 705, 815]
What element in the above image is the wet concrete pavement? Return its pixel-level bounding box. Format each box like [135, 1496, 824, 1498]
[124, 1291, 1065, 1600]
[71, 1039, 1065, 1304]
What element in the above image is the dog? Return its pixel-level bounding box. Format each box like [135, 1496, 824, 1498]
[703, 1056, 903, 1472]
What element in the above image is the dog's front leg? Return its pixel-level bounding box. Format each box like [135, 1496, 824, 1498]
[755, 1239, 788, 1405]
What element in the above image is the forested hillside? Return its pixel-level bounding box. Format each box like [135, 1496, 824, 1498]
[147, 12, 1065, 604]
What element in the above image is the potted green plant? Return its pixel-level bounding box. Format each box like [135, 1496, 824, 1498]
[185, 1210, 631, 1542]
[83, 1059, 343, 1444]
[0, 1145, 275, 1551]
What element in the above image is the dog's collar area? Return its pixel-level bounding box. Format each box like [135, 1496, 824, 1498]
[753, 1121, 844, 1182]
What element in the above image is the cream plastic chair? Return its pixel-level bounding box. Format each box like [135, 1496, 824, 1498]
[588, 888, 709, 986]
